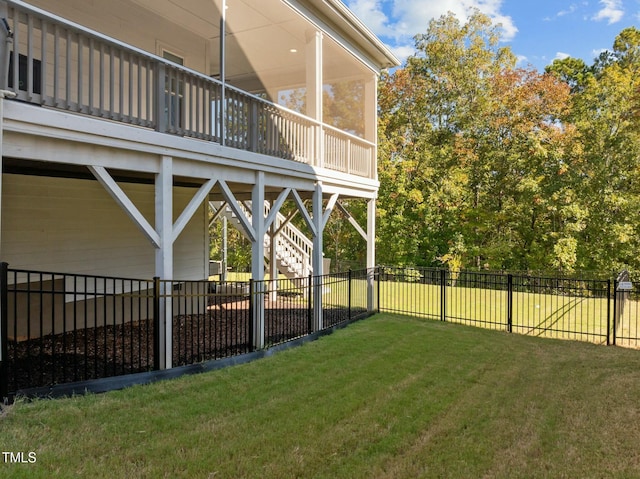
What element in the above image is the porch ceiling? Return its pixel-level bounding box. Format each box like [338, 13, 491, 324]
[128, 0, 388, 93]
[129, 0, 310, 92]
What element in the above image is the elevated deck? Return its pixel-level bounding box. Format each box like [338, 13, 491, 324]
[0, 0, 379, 196]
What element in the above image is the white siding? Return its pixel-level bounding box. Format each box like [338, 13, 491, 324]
[2, 173, 207, 280]
[24, 0, 209, 73]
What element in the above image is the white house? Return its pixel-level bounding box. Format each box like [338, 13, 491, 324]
[0, 0, 399, 369]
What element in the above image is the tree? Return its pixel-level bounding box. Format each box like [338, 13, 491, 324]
[377, 11, 577, 271]
[378, 11, 515, 267]
[545, 57, 591, 93]
[457, 68, 579, 271]
[549, 28, 640, 272]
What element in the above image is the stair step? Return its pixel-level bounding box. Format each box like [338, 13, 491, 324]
[214, 200, 313, 286]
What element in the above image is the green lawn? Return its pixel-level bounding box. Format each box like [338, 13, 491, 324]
[3, 313, 640, 478]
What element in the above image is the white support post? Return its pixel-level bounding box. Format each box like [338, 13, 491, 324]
[219, 0, 226, 146]
[306, 30, 323, 167]
[306, 30, 322, 123]
[0, 90, 14, 260]
[251, 172, 266, 350]
[0, 89, 15, 370]
[222, 215, 228, 282]
[91, 161, 217, 369]
[365, 75, 378, 179]
[367, 198, 376, 312]
[155, 156, 173, 369]
[269, 201, 278, 303]
[312, 182, 324, 331]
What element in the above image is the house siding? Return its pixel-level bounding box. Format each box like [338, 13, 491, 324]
[2, 173, 207, 280]
[22, 0, 210, 72]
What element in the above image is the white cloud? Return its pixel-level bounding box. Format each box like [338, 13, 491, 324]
[557, 4, 578, 17]
[590, 48, 612, 62]
[390, 43, 417, 61]
[592, 0, 624, 24]
[346, 0, 394, 37]
[555, 52, 571, 60]
[388, 0, 517, 41]
[345, 0, 518, 42]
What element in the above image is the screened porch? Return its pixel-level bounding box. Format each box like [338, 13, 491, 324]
[0, 0, 389, 179]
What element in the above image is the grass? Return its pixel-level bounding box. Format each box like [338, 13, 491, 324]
[3, 313, 640, 478]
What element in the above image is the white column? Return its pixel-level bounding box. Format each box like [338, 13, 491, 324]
[0, 89, 15, 371]
[365, 75, 378, 179]
[269, 201, 278, 302]
[0, 0, 17, 257]
[364, 75, 377, 144]
[367, 198, 376, 312]
[306, 30, 322, 121]
[0, 91, 14, 258]
[155, 155, 173, 369]
[251, 172, 266, 349]
[306, 30, 323, 167]
[312, 182, 323, 331]
[222, 216, 228, 282]
[219, 0, 226, 145]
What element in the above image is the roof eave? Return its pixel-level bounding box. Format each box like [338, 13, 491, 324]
[315, 0, 401, 69]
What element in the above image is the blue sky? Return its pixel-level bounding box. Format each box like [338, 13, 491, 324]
[343, 0, 640, 71]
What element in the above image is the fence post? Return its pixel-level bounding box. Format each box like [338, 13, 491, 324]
[152, 277, 161, 371]
[0, 262, 8, 402]
[612, 278, 618, 346]
[249, 279, 255, 351]
[307, 274, 313, 334]
[440, 269, 447, 321]
[607, 279, 612, 346]
[377, 266, 381, 313]
[348, 269, 352, 321]
[507, 274, 513, 333]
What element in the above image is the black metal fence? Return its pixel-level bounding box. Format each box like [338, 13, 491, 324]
[377, 266, 631, 346]
[4, 264, 639, 402]
[0, 264, 374, 400]
[0, 265, 158, 396]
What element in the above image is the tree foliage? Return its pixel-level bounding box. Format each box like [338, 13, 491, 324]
[377, 14, 640, 273]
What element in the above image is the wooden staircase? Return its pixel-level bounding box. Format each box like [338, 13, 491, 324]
[210, 201, 313, 283]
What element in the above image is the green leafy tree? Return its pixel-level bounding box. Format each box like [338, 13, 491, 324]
[378, 11, 515, 267]
[547, 27, 640, 272]
[377, 11, 577, 271]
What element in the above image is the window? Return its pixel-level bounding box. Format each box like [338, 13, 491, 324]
[8, 53, 42, 95]
[162, 50, 185, 131]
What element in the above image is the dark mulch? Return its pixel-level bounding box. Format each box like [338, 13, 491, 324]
[4, 301, 365, 393]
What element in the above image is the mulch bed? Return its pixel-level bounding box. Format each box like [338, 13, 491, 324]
[4, 300, 365, 393]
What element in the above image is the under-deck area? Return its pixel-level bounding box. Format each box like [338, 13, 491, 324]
[0, 0, 398, 398]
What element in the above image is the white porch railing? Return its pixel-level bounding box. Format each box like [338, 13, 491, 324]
[1, 0, 376, 179]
